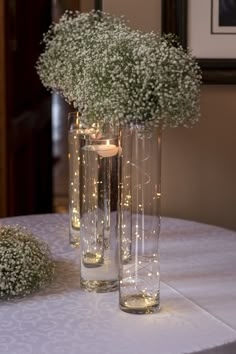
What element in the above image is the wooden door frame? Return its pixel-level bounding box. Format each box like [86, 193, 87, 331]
[1, 0, 53, 217]
[0, 0, 7, 216]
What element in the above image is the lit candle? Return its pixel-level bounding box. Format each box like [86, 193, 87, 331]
[82, 140, 119, 157]
[95, 140, 118, 157]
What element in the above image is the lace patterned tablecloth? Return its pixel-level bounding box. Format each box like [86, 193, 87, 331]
[0, 214, 235, 354]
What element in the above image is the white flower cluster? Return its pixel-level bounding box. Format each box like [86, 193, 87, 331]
[0, 225, 55, 299]
[36, 11, 202, 129]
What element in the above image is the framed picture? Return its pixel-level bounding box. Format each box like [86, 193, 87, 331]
[162, 0, 236, 84]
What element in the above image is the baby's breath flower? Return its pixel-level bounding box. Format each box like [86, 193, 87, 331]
[0, 225, 55, 299]
[36, 11, 201, 130]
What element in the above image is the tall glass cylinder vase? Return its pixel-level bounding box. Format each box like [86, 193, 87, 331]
[79, 124, 119, 292]
[68, 112, 81, 247]
[119, 123, 161, 314]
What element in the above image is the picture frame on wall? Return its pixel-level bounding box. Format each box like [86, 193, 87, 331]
[162, 0, 236, 84]
[212, 0, 236, 34]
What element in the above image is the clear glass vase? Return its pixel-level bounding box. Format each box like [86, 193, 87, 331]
[79, 123, 119, 292]
[119, 123, 161, 314]
[68, 112, 81, 247]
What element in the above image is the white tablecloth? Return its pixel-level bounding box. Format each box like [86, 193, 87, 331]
[0, 214, 235, 354]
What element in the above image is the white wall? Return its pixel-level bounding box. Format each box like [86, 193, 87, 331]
[103, 0, 236, 231]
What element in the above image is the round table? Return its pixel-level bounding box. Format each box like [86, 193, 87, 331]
[0, 214, 235, 354]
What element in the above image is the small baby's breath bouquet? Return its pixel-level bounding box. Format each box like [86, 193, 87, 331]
[0, 225, 55, 299]
[36, 10, 201, 129]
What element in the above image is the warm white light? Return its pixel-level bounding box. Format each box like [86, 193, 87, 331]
[96, 143, 118, 158]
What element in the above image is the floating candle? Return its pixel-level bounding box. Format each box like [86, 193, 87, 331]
[95, 144, 118, 157]
[82, 140, 119, 157]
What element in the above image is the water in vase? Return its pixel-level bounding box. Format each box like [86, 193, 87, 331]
[79, 136, 119, 292]
[68, 129, 81, 246]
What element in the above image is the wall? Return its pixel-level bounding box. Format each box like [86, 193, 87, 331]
[80, 0, 95, 12]
[162, 85, 236, 230]
[103, 0, 236, 231]
[103, 0, 161, 32]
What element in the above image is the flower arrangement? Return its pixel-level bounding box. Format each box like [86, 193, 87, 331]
[36, 10, 201, 129]
[0, 225, 55, 299]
